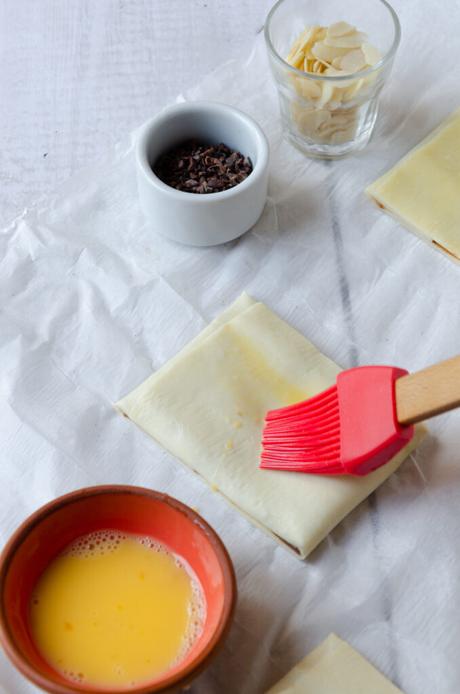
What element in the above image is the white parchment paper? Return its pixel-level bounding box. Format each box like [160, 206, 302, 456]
[1, 1, 460, 691]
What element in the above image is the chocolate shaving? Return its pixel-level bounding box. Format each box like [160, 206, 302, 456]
[153, 140, 253, 194]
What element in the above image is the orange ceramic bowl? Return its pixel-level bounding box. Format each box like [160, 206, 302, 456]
[0, 486, 236, 694]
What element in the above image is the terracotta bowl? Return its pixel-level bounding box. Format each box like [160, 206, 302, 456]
[0, 486, 237, 693]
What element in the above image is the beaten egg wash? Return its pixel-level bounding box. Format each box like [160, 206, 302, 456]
[29, 531, 205, 690]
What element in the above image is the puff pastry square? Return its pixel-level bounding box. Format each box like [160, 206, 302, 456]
[265, 633, 404, 693]
[116, 294, 424, 558]
[367, 109, 460, 261]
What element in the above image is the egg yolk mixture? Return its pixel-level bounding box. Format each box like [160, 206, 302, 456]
[29, 531, 205, 690]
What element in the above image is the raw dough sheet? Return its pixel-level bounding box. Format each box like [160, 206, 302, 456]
[117, 294, 424, 559]
[366, 108, 460, 261]
[266, 633, 403, 693]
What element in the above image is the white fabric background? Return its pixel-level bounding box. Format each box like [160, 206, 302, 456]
[1, 1, 460, 693]
[0, 0, 271, 229]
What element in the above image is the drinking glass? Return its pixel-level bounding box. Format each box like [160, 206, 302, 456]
[265, 0, 400, 158]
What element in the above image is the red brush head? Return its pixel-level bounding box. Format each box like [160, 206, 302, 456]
[261, 366, 415, 476]
[261, 385, 343, 473]
[337, 366, 414, 475]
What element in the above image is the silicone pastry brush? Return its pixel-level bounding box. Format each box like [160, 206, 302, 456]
[261, 355, 460, 476]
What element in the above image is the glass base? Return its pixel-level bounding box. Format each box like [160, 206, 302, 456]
[283, 119, 376, 159]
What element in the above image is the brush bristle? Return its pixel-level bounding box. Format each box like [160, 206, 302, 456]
[261, 384, 343, 474]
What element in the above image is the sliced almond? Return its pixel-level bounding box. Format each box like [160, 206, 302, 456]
[314, 110, 332, 130]
[317, 81, 335, 107]
[341, 79, 364, 101]
[326, 111, 355, 129]
[316, 26, 327, 42]
[324, 66, 345, 77]
[296, 50, 308, 69]
[298, 25, 319, 48]
[330, 126, 356, 144]
[295, 76, 322, 100]
[287, 22, 380, 145]
[327, 21, 355, 38]
[321, 116, 356, 134]
[324, 68, 356, 90]
[324, 31, 367, 49]
[340, 48, 367, 73]
[286, 33, 305, 62]
[311, 41, 348, 63]
[316, 57, 331, 71]
[362, 41, 381, 66]
[296, 107, 331, 132]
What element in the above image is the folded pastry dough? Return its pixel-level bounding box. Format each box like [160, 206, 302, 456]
[116, 294, 424, 558]
[366, 108, 460, 261]
[265, 633, 404, 693]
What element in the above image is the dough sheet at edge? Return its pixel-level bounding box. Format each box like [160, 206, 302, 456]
[265, 633, 404, 693]
[366, 108, 460, 262]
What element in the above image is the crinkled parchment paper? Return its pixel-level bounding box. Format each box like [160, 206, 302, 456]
[1, 1, 460, 691]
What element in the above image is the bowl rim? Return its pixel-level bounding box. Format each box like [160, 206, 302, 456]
[264, 0, 401, 83]
[135, 100, 270, 203]
[0, 485, 237, 694]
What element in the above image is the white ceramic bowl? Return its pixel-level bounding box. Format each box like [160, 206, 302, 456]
[136, 101, 270, 247]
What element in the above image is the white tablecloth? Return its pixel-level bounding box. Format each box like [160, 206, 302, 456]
[1, 1, 460, 692]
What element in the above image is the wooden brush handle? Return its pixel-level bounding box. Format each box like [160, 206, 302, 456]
[396, 354, 460, 425]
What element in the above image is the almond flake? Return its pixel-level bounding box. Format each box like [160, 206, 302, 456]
[362, 41, 381, 66]
[287, 22, 382, 145]
[311, 41, 348, 63]
[317, 81, 335, 107]
[340, 48, 367, 73]
[324, 31, 367, 49]
[342, 79, 364, 101]
[327, 21, 356, 38]
[296, 77, 322, 100]
[324, 66, 344, 77]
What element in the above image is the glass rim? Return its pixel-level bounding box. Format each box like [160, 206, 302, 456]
[264, 0, 401, 82]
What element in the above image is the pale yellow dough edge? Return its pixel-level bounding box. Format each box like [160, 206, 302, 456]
[265, 633, 404, 693]
[366, 108, 460, 262]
